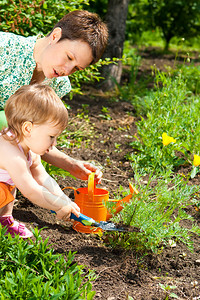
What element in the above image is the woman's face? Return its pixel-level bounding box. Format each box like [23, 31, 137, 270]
[39, 30, 93, 79]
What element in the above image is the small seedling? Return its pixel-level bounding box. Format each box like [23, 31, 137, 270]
[99, 106, 112, 120]
[159, 283, 178, 299]
[114, 143, 122, 152]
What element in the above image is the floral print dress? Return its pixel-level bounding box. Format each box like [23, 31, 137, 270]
[0, 31, 71, 109]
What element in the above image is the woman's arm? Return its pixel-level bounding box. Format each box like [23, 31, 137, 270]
[41, 146, 102, 183]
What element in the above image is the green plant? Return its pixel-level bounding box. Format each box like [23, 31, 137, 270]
[0, 226, 96, 299]
[148, 0, 200, 51]
[114, 143, 122, 153]
[98, 106, 112, 120]
[78, 104, 90, 117]
[159, 283, 178, 299]
[126, 295, 134, 300]
[173, 63, 200, 94]
[106, 171, 200, 254]
[69, 58, 114, 98]
[127, 65, 200, 175]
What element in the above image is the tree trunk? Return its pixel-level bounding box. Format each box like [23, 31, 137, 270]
[162, 30, 172, 52]
[100, 0, 130, 91]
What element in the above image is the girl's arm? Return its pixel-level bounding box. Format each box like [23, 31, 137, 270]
[41, 146, 102, 183]
[31, 157, 80, 218]
[30, 153, 80, 218]
[2, 147, 79, 220]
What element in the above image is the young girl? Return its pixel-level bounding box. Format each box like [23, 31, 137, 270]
[0, 84, 80, 238]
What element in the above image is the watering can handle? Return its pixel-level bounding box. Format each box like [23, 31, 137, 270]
[88, 172, 95, 202]
[62, 186, 76, 192]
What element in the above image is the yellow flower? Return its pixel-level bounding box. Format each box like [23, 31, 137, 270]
[162, 132, 176, 146]
[193, 154, 200, 167]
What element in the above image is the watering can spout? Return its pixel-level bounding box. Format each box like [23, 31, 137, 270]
[106, 183, 139, 221]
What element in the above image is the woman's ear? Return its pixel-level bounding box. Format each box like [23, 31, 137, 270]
[50, 27, 62, 44]
[22, 121, 33, 137]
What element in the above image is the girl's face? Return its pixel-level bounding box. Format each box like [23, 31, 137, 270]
[39, 29, 93, 79]
[23, 122, 62, 156]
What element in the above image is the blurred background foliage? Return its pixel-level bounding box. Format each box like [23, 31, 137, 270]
[1, 0, 199, 49]
[0, 0, 92, 36]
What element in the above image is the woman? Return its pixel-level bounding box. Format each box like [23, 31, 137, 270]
[0, 10, 108, 183]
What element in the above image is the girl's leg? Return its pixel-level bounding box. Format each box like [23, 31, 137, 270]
[0, 200, 15, 216]
[0, 110, 7, 131]
[0, 187, 33, 239]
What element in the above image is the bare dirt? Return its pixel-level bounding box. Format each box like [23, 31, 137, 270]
[14, 48, 200, 300]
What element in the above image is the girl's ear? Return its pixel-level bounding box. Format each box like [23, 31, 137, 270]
[22, 121, 33, 137]
[50, 27, 62, 44]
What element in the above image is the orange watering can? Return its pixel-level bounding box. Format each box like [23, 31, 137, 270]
[63, 172, 138, 233]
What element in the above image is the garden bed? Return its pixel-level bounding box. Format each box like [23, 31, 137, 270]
[13, 49, 200, 299]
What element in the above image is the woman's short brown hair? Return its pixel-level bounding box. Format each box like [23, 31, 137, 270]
[49, 10, 108, 64]
[4, 84, 68, 141]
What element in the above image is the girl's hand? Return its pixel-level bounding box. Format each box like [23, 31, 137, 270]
[56, 202, 80, 221]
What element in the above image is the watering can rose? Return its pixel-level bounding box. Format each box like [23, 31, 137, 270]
[162, 132, 176, 146]
[193, 154, 200, 167]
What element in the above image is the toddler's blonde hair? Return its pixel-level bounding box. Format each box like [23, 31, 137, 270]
[3, 84, 68, 141]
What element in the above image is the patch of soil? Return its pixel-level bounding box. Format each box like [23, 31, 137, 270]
[14, 49, 200, 299]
